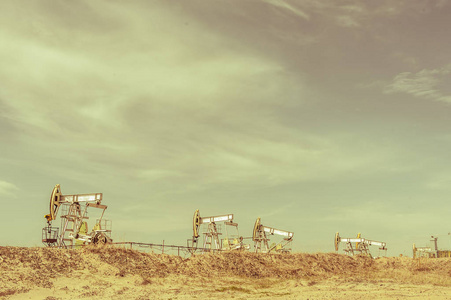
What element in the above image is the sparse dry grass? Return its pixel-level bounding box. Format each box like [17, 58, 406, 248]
[1, 246, 451, 299]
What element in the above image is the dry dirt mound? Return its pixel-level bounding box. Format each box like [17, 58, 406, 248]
[1, 246, 451, 298]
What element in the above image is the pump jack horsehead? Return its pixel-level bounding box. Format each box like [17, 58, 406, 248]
[42, 184, 112, 248]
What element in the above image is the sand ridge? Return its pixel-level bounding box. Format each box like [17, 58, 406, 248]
[1, 246, 451, 299]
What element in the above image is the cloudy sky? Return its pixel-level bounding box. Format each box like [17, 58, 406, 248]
[1, 0, 451, 256]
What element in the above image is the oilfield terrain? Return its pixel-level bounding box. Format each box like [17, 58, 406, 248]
[1, 245, 451, 300]
[3, 0, 451, 298]
[12, 184, 448, 299]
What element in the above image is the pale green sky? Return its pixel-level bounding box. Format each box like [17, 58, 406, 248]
[1, 0, 451, 256]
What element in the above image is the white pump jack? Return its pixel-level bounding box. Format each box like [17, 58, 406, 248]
[252, 217, 294, 253]
[191, 209, 247, 252]
[334, 232, 387, 257]
[42, 184, 112, 248]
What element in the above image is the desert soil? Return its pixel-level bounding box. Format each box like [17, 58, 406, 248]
[1, 246, 451, 299]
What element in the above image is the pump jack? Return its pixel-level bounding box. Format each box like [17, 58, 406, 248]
[42, 184, 112, 248]
[252, 217, 293, 253]
[334, 232, 387, 257]
[189, 209, 247, 252]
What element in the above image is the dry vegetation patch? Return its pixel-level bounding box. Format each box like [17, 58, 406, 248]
[1, 246, 451, 298]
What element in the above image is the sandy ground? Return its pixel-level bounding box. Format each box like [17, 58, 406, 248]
[1, 246, 451, 299]
[8, 275, 451, 300]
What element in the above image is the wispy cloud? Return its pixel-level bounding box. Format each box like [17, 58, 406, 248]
[335, 15, 360, 28]
[0, 180, 19, 197]
[384, 65, 451, 103]
[263, 0, 310, 20]
[2, 0, 451, 255]
[259, 202, 295, 220]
